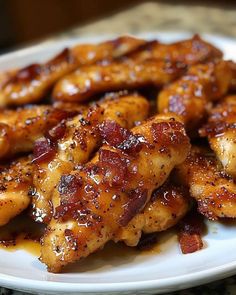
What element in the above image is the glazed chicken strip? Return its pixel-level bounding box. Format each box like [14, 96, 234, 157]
[52, 59, 186, 102]
[0, 105, 82, 159]
[40, 114, 190, 272]
[127, 34, 222, 65]
[199, 95, 236, 178]
[175, 147, 236, 220]
[157, 60, 232, 132]
[0, 36, 145, 107]
[0, 156, 32, 226]
[229, 61, 236, 90]
[32, 94, 149, 223]
[53, 35, 223, 103]
[115, 182, 190, 247]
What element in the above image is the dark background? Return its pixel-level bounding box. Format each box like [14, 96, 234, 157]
[0, 0, 235, 53]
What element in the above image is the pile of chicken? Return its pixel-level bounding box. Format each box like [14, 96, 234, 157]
[0, 35, 236, 273]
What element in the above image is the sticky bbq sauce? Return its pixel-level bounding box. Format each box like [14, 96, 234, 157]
[0, 214, 165, 260]
[0, 214, 45, 256]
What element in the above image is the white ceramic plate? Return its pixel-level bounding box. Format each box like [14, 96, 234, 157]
[0, 32, 236, 295]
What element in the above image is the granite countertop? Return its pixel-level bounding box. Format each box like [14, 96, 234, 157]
[1, 2, 236, 294]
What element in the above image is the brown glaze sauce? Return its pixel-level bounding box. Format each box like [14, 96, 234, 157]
[0, 213, 161, 259]
[0, 214, 45, 256]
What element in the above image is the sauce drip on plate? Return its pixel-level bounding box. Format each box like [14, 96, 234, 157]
[0, 214, 45, 256]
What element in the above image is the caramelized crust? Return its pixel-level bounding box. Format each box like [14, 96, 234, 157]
[0, 105, 81, 159]
[32, 94, 149, 223]
[40, 114, 190, 272]
[52, 59, 186, 102]
[175, 147, 236, 220]
[199, 95, 236, 178]
[127, 34, 222, 65]
[0, 36, 144, 107]
[157, 60, 232, 132]
[115, 182, 190, 247]
[0, 156, 32, 226]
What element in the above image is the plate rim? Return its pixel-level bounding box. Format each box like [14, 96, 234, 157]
[0, 260, 236, 293]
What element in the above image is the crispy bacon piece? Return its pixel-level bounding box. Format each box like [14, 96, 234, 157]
[115, 182, 190, 247]
[40, 114, 190, 272]
[157, 60, 232, 132]
[179, 233, 203, 254]
[175, 146, 236, 220]
[31, 94, 149, 223]
[0, 156, 33, 226]
[33, 138, 57, 164]
[52, 59, 186, 102]
[178, 211, 204, 254]
[0, 105, 80, 160]
[199, 95, 236, 178]
[0, 36, 145, 107]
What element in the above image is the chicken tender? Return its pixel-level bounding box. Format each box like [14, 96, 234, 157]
[127, 34, 222, 65]
[157, 61, 232, 132]
[115, 183, 190, 247]
[52, 59, 186, 102]
[229, 61, 236, 90]
[32, 94, 149, 223]
[0, 36, 144, 107]
[40, 113, 190, 272]
[199, 95, 236, 178]
[175, 147, 236, 220]
[0, 156, 33, 226]
[0, 105, 81, 159]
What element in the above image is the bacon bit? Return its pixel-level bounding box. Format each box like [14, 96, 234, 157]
[99, 120, 131, 147]
[119, 188, 148, 226]
[151, 121, 188, 146]
[99, 149, 127, 186]
[84, 163, 100, 177]
[99, 120, 145, 154]
[178, 211, 204, 254]
[47, 122, 66, 142]
[54, 203, 81, 220]
[32, 138, 56, 164]
[58, 174, 83, 202]
[117, 134, 145, 154]
[55, 199, 103, 226]
[179, 233, 203, 254]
